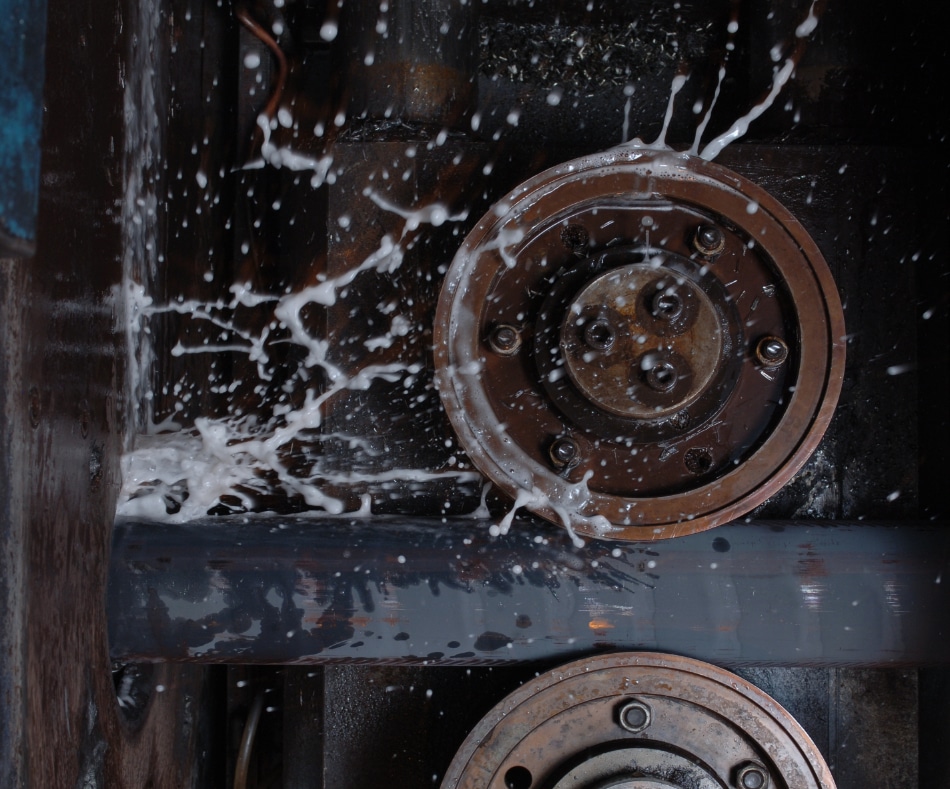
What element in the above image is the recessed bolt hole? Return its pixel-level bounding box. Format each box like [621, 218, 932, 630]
[489, 324, 522, 356]
[560, 224, 590, 254]
[685, 448, 714, 475]
[618, 700, 652, 733]
[651, 291, 684, 321]
[645, 361, 677, 392]
[583, 318, 615, 351]
[504, 765, 533, 789]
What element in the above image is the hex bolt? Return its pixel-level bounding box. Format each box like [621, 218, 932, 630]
[693, 224, 726, 256]
[549, 437, 580, 468]
[645, 361, 678, 392]
[617, 700, 652, 733]
[735, 761, 770, 789]
[670, 410, 691, 431]
[489, 324, 522, 356]
[583, 318, 616, 351]
[755, 336, 789, 367]
[651, 290, 684, 322]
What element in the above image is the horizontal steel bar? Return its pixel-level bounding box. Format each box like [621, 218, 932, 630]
[108, 516, 950, 666]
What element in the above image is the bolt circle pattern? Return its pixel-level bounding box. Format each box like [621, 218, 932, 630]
[439, 653, 836, 789]
[434, 149, 845, 541]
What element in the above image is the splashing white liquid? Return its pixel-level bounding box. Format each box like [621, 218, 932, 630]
[120, 4, 823, 533]
[699, 59, 797, 160]
[119, 154, 482, 522]
[654, 73, 688, 149]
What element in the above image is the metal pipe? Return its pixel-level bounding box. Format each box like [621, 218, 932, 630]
[107, 516, 950, 666]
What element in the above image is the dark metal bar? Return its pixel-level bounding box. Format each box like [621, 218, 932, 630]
[108, 517, 950, 666]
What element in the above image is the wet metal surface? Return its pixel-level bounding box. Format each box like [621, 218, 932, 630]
[440, 653, 835, 788]
[268, 663, 925, 788]
[109, 516, 950, 666]
[434, 150, 846, 540]
[0, 0, 222, 785]
[0, 0, 945, 787]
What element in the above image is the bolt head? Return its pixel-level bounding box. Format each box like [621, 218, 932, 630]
[693, 224, 726, 256]
[618, 700, 652, 733]
[670, 410, 691, 431]
[755, 336, 789, 367]
[489, 324, 522, 355]
[651, 290, 684, 322]
[549, 437, 579, 468]
[735, 762, 770, 789]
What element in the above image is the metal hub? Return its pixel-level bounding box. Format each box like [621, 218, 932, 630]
[434, 149, 845, 541]
[439, 653, 836, 789]
[545, 251, 736, 424]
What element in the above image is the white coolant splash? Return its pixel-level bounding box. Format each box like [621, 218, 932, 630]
[689, 66, 726, 155]
[121, 3, 823, 532]
[699, 0, 820, 159]
[654, 73, 688, 149]
[699, 59, 797, 160]
[118, 145, 481, 522]
[618, 71, 685, 153]
[616, 0, 820, 161]
[121, 0, 164, 437]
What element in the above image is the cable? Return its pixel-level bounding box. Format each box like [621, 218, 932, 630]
[233, 691, 265, 789]
[236, 5, 289, 147]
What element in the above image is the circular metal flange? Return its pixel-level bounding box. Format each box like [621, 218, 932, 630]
[439, 652, 836, 789]
[433, 148, 845, 541]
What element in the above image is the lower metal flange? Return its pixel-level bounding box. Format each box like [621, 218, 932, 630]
[433, 148, 845, 541]
[440, 652, 836, 789]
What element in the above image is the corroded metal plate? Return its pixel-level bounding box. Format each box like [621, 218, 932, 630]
[440, 652, 836, 789]
[433, 149, 845, 541]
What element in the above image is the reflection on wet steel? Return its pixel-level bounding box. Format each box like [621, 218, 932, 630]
[108, 517, 950, 666]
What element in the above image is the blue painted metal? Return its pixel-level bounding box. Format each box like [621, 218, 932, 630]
[108, 516, 950, 667]
[0, 0, 48, 257]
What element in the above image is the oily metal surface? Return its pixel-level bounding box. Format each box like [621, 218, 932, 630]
[440, 652, 836, 789]
[108, 517, 950, 667]
[434, 148, 845, 541]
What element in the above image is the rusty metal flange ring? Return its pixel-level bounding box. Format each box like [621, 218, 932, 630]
[433, 149, 845, 541]
[439, 652, 836, 789]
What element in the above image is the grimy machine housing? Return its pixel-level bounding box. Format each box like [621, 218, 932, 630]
[1, 0, 948, 787]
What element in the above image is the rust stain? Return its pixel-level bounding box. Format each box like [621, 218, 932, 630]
[798, 556, 829, 578]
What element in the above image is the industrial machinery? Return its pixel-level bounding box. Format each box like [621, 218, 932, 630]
[2, 0, 948, 787]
